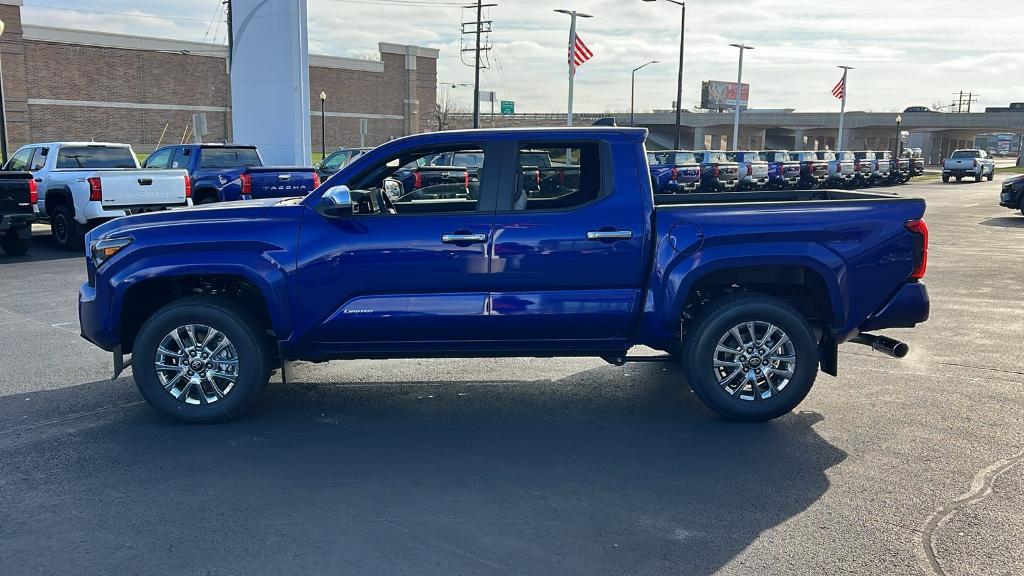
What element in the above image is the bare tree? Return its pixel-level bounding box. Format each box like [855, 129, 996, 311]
[433, 90, 466, 132]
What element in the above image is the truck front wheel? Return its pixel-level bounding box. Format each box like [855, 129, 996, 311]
[681, 293, 819, 421]
[132, 296, 273, 423]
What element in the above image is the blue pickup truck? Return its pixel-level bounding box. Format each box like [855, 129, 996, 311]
[142, 144, 319, 204]
[79, 127, 930, 423]
[647, 151, 700, 194]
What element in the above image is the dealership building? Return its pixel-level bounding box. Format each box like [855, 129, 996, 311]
[0, 0, 438, 155]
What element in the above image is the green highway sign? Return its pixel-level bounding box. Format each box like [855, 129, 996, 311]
[500, 100, 515, 115]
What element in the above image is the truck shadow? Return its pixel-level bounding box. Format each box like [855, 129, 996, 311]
[979, 216, 1024, 228]
[0, 361, 845, 576]
[0, 230, 80, 263]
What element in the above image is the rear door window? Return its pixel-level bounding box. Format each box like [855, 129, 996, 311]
[29, 147, 48, 171]
[510, 142, 605, 212]
[144, 148, 173, 169]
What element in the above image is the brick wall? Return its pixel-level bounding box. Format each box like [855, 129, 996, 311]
[0, 2, 437, 156]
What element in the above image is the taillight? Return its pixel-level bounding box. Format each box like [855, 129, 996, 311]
[413, 171, 423, 189]
[240, 173, 252, 195]
[87, 177, 102, 201]
[312, 172, 321, 189]
[184, 174, 192, 199]
[28, 178, 37, 204]
[746, 163, 752, 176]
[671, 167, 678, 181]
[468, 171, 474, 189]
[713, 165, 720, 178]
[905, 219, 928, 280]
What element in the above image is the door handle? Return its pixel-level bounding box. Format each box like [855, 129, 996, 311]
[34, 178, 42, 182]
[587, 230, 633, 241]
[441, 233, 488, 244]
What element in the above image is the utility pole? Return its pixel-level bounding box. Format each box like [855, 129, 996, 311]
[225, 0, 232, 74]
[952, 91, 978, 113]
[729, 43, 753, 150]
[462, 1, 495, 129]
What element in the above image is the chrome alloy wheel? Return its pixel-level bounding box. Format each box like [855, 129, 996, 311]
[712, 321, 797, 401]
[155, 324, 239, 405]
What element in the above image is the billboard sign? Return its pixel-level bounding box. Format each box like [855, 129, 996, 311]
[701, 80, 750, 110]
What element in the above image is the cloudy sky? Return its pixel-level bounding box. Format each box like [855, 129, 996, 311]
[21, 0, 1024, 114]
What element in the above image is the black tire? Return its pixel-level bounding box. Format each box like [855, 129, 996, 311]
[132, 296, 273, 423]
[956, 176, 962, 182]
[195, 191, 219, 205]
[941, 174, 949, 183]
[681, 293, 819, 422]
[0, 230, 31, 256]
[975, 172, 983, 183]
[51, 204, 83, 251]
[987, 171, 994, 182]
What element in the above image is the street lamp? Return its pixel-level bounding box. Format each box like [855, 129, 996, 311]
[319, 91, 326, 162]
[631, 60, 659, 127]
[0, 19, 8, 163]
[729, 43, 753, 150]
[895, 114, 903, 157]
[642, 0, 685, 149]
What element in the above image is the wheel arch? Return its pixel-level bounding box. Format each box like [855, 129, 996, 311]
[113, 265, 289, 355]
[44, 186, 74, 216]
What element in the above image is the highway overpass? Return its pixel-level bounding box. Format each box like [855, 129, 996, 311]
[448, 110, 1024, 164]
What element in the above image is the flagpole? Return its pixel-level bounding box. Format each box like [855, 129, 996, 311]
[567, 13, 577, 127]
[555, 9, 592, 128]
[837, 65, 853, 150]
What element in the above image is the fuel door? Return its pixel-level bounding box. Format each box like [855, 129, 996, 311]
[668, 221, 704, 255]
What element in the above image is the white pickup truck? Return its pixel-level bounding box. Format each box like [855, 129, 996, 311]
[4, 142, 191, 250]
[942, 149, 995, 183]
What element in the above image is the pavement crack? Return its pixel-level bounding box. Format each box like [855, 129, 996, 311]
[915, 448, 1024, 576]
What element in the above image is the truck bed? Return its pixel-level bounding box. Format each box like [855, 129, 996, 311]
[654, 188, 902, 205]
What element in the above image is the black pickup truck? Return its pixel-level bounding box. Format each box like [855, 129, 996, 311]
[0, 171, 38, 256]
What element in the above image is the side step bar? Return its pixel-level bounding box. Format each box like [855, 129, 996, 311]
[850, 333, 909, 358]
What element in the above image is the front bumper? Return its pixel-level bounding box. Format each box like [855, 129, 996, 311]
[79, 281, 117, 352]
[1000, 185, 1022, 209]
[858, 282, 930, 333]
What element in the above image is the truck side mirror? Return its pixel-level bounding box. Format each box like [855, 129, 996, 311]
[317, 185, 354, 217]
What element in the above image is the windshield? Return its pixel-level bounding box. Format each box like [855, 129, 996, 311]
[951, 150, 980, 159]
[654, 152, 696, 165]
[814, 152, 835, 161]
[854, 152, 874, 160]
[699, 151, 728, 163]
[835, 151, 855, 161]
[199, 148, 263, 168]
[726, 152, 761, 162]
[763, 151, 789, 163]
[322, 150, 356, 170]
[56, 146, 137, 169]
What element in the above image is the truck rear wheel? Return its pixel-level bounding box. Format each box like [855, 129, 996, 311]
[0, 230, 31, 256]
[681, 293, 818, 421]
[51, 205, 83, 251]
[132, 296, 272, 423]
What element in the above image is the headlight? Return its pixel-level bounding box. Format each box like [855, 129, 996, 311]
[90, 236, 132, 267]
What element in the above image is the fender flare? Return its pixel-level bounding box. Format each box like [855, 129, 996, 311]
[110, 256, 293, 343]
[659, 243, 847, 333]
[43, 186, 74, 216]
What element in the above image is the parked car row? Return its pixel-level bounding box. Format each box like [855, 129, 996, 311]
[0, 141, 322, 255]
[648, 149, 915, 194]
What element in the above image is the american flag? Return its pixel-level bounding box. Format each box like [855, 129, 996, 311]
[831, 75, 845, 100]
[571, 34, 594, 68]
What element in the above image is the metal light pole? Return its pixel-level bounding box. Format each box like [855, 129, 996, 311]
[0, 19, 8, 164]
[318, 91, 326, 161]
[836, 65, 853, 151]
[729, 43, 753, 150]
[895, 114, 902, 157]
[554, 9, 593, 127]
[643, 0, 685, 149]
[630, 60, 659, 127]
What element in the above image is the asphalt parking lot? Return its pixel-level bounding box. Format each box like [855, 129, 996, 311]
[1, 177, 1023, 576]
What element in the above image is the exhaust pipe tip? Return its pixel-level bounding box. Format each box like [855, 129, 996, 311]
[851, 333, 910, 358]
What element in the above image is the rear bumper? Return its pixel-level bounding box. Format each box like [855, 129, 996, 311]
[857, 282, 930, 333]
[943, 168, 979, 176]
[0, 211, 37, 232]
[665, 180, 699, 193]
[81, 199, 192, 224]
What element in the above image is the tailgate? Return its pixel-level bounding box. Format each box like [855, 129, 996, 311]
[0, 171, 34, 214]
[751, 163, 769, 178]
[247, 168, 318, 198]
[97, 169, 188, 207]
